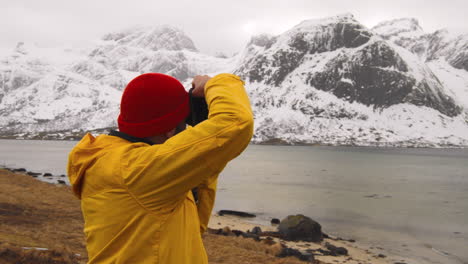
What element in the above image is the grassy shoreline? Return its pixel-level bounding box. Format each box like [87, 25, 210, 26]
[1, 169, 408, 264]
[0, 170, 308, 264]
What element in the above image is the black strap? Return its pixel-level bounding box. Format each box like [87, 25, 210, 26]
[109, 130, 154, 145]
[189, 88, 197, 125]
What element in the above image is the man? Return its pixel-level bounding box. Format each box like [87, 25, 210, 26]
[67, 73, 254, 263]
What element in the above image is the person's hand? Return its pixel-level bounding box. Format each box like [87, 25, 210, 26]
[191, 75, 211, 97]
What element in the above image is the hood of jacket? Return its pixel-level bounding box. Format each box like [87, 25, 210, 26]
[67, 133, 127, 199]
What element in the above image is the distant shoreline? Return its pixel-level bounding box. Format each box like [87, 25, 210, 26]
[1, 135, 467, 149]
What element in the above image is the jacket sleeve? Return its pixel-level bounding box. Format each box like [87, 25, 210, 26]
[197, 173, 218, 233]
[121, 73, 254, 211]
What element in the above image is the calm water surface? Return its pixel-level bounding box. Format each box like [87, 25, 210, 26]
[0, 139, 467, 264]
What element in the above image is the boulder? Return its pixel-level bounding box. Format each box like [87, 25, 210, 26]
[271, 218, 280, 225]
[278, 214, 322, 242]
[251, 226, 262, 235]
[12, 168, 26, 172]
[43, 173, 53, 177]
[325, 242, 348, 256]
[57, 180, 66, 185]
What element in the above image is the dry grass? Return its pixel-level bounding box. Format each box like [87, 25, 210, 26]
[0, 169, 309, 263]
[0, 169, 86, 263]
[203, 233, 307, 264]
[0, 243, 81, 264]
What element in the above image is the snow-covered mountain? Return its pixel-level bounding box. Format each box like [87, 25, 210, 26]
[373, 18, 468, 111]
[1, 15, 467, 146]
[0, 26, 234, 134]
[235, 14, 467, 146]
[75, 25, 234, 88]
[373, 18, 468, 72]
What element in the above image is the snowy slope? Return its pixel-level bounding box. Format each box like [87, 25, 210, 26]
[250, 81, 468, 146]
[0, 26, 232, 134]
[235, 14, 467, 146]
[0, 16, 467, 147]
[372, 18, 426, 54]
[236, 14, 459, 115]
[428, 59, 468, 110]
[0, 43, 121, 132]
[372, 18, 468, 115]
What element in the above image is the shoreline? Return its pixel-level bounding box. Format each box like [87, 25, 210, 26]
[1, 168, 413, 264]
[208, 214, 415, 264]
[2, 151, 466, 263]
[1, 136, 468, 149]
[2, 163, 467, 263]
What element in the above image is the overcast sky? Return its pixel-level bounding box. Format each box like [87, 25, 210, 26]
[1, 0, 467, 56]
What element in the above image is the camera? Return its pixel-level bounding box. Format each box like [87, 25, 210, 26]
[185, 88, 208, 126]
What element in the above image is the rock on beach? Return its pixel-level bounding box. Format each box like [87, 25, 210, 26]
[278, 214, 323, 242]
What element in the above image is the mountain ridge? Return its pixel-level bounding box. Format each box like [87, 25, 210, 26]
[1, 15, 467, 147]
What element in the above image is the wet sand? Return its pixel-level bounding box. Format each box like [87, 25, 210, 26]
[208, 214, 414, 264]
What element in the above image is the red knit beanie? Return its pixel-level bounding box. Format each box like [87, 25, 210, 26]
[118, 73, 189, 138]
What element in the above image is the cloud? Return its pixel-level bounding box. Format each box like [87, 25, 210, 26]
[0, 0, 467, 56]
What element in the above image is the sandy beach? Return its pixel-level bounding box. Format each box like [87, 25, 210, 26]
[208, 214, 415, 264]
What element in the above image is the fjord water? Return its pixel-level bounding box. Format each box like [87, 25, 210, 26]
[0, 139, 467, 264]
[218, 145, 468, 264]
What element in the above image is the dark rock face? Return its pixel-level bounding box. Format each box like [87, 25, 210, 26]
[248, 34, 277, 49]
[278, 214, 322, 242]
[328, 22, 373, 49]
[309, 40, 460, 117]
[405, 81, 461, 117]
[236, 52, 268, 84]
[237, 19, 372, 86]
[450, 53, 468, 72]
[237, 16, 462, 118]
[307, 41, 413, 107]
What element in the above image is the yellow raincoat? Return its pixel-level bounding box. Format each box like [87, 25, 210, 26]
[67, 73, 254, 263]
